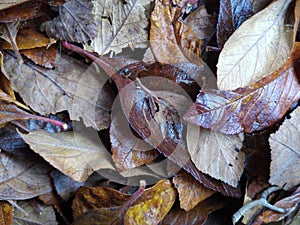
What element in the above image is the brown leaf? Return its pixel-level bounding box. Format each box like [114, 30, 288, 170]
[249, 0, 273, 13]
[2, 51, 114, 130]
[173, 170, 214, 211]
[217, 0, 293, 90]
[0, 201, 13, 225]
[184, 43, 300, 134]
[124, 179, 177, 225]
[111, 111, 160, 172]
[217, 0, 254, 48]
[20, 129, 116, 182]
[0, 1, 44, 22]
[269, 107, 300, 190]
[150, 0, 204, 65]
[187, 124, 244, 187]
[85, 0, 151, 55]
[40, 0, 97, 44]
[13, 199, 58, 225]
[0, 152, 52, 200]
[161, 195, 226, 225]
[0, 23, 55, 50]
[253, 188, 300, 224]
[21, 45, 57, 68]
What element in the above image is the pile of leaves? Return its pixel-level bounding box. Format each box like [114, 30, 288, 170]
[0, 0, 299, 224]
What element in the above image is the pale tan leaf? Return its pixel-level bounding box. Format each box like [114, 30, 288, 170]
[0, 0, 31, 11]
[20, 129, 116, 182]
[269, 107, 300, 190]
[13, 199, 57, 225]
[173, 170, 214, 211]
[0, 152, 52, 200]
[2, 52, 114, 130]
[85, 0, 151, 55]
[187, 124, 244, 187]
[217, 0, 293, 90]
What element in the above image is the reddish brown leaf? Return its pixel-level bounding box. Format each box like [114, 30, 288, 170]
[253, 187, 300, 224]
[217, 0, 254, 48]
[184, 43, 300, 134]
[21, 45, 57, 68]
[161, 195, 226, 225]
[111, 112, 160, 172]
[0, 201, 13, 225]
[62, 41, 241, 197]
[173, 170, 214, 211]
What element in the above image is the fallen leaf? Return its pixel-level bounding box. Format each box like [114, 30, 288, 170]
[253, 188, 300, 224]
[217, 0, 254, 48]
[184, 43, 300, 134]
[217, 0, 293, 90]
[0, 152, 52, 200]
[0, 0, 32, 11]
[13, 199, 58, 225]
[124, 179, 176, 225]
[50, 170, 84, 201]
[2, 51, 115, 130]
[187, 124, 244, 187]
[21, 45, 57, 68]
[294, 0, 300, 42]
[85, 0, 151, 55]
[40, 0, 97, 44]
[0, 1, 42, 21]
[20, 129, 116, 182]
[61, 42, 241, 197]
[0, 201, 13, 225]
[269, 107, 300, 190]
[161, 195, 226, 225]
[150, 0, 204, 65]
[111, 111, 160, 172]
[173, 170, 215, 211]
[0, 23, 55, 50]
[249, 0, 273, 13]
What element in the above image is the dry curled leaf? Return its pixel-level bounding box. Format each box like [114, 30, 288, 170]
[217, 0, 293, 90]
[2, 52, 114, 130]
[40, 0, 97, 44]
[13, 199, 58, 225]
[269, 107, 300, 190]
[85, 0, 151, 55]
[187, 124, 244, 187]
[173, 170, 215, 211]
[0, 152, 52, 200]
[20, 129, 116, 182]
[184, 43, 300, 134]
[124, 179, 177, 225]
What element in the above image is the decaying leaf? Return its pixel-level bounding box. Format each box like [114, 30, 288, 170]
[0, 0, 32, 11]
[2, 51, 114, 130]
[150, 0, 204, 65]
[0, 201, 13, 225]
[217, 0, 293, 90]
[124, 179, 176, 225]
[21, 45, 57, 68]
[217, 0, 254, 48]
[173, 170, 215, 211]
[85, 0, 151, 55]
[161, 195, 226, 225]
[187, 124, 244, 187]
[20, 129, 116, 182]
[13, 199, 58, 225]
[0, 152, 52, 200]
[184, 43, 300, 134]
[40, 0, 97, 44]
[269, 107, 300, 190]
[253, 187, 300, 225]
[249, 0, 273, 13]
[111, 111, 160, 172]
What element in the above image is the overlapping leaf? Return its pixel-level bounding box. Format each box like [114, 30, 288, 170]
[85, 0, 151, 55]
[269, 107, 300, 190]
[184, 43, 300, 134]
[40, 0, 97, 44]
[217, 0, 293, 90]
